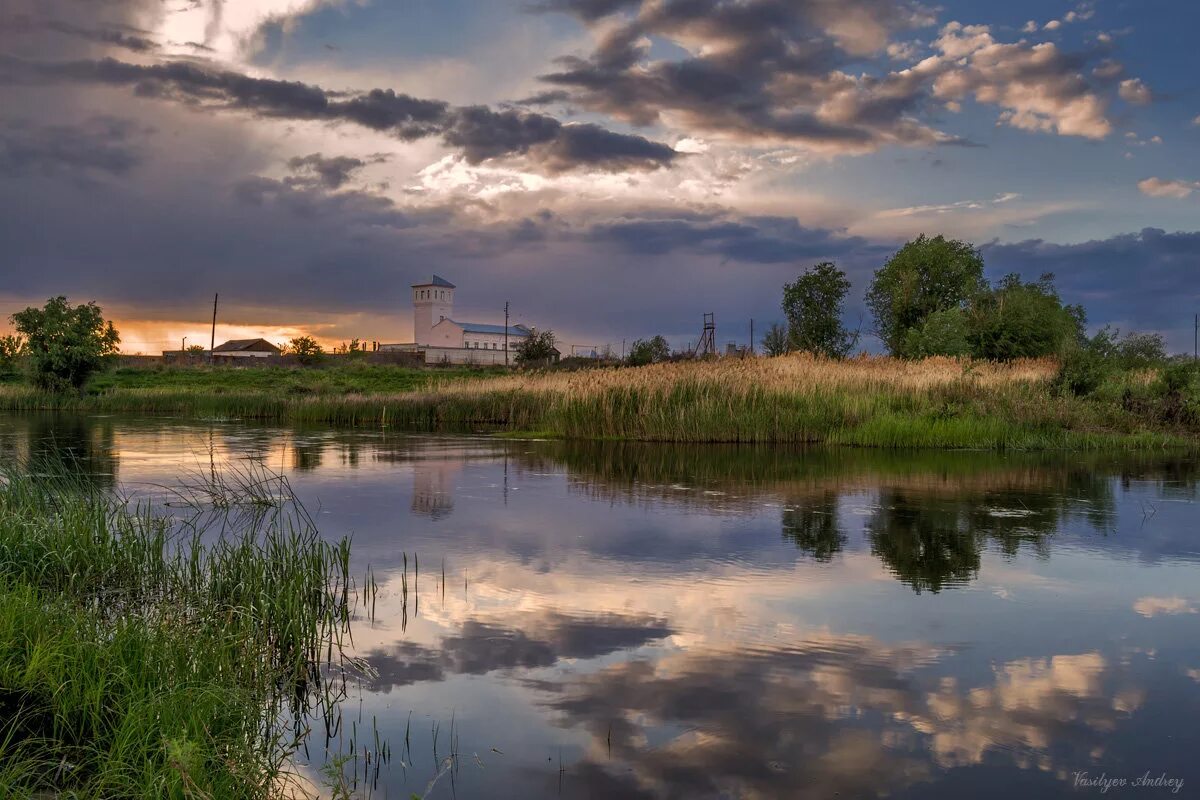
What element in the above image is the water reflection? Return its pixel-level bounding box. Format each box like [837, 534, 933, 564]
[2, 413, 1199, 798]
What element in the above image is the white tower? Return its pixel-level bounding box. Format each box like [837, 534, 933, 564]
[412, 276, 455, 345]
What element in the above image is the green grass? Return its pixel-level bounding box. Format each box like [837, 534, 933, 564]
[0, 462, 369, 798]
[85, 363, 487, 395]
[0, 358, 1197, 451]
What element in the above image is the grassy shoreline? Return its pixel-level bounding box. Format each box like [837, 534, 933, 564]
[0, 463, 367, 798]
[1, 355, 1197, 450]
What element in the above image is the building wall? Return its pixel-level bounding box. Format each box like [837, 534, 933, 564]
[460, 330, 526, 352]
[428, 319, 465, 347]
[412, 285, 454, 344]
[421, 346, 512, 365]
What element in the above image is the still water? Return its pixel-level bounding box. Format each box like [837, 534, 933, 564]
[3, 412, 1200, 799]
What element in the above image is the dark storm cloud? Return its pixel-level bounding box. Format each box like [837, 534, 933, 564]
[0, 116, 145, 177]
[533, 0, 953, 151]
[41, 19, 160, 53]
[587, 214, 876, 263]
[286, 153, 368, 189]
[982, 229, 1200, 350]
[361, 612, 673, 692]
[0, 55, 678, 173]
[531, 0, 1128, 149]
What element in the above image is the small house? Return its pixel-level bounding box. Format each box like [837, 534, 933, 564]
[212, 338, 281, 361]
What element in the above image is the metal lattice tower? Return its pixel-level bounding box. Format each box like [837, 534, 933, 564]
[694, 312, 716, 357]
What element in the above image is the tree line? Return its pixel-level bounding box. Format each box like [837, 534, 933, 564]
[762, 233, 1168, 367]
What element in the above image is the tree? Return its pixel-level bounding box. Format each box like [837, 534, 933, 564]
[627, 335, 671, 366]
[184, 344, 206, 356]
[782, 262, 857, 359]
[760, 322, 789, 357]
[514, 328, 558, 366]
[288, 335, 324, 366]
[0, 334, 25, 379]
[866, 235, 986, 356]
[902, 308, 970, 359]
[11, 297, 119, 392]
[967, 273, 1084, 361]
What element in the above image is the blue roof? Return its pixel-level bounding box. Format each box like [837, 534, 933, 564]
[413, 275, 455, 288]
[450, 321, 531, 336]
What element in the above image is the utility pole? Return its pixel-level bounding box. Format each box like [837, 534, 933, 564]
[504, 301, 510, 366]
[210, 293, 218, 364]
[1194, 313, 1198, 360]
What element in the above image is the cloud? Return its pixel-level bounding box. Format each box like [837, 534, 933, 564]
[584, 213, 875, 263]
[532, 3, 1132, 151]
[0, 16, 162, 53]
[931, 22, 1114, 138]
[286, 152, 369, 189]
[0, 116, 146, 177]
[361, 611, 673, 692]
[1133, 596, 1197, 618]
[531, 638, 1143, 797]
[0, 55, 678, 174]
[1118, 78, 1152, 105]
[1137, 177, 1199, 199]
[533, 0, 959, 154]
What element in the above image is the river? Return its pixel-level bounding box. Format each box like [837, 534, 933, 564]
[3, 412, 1198, 799]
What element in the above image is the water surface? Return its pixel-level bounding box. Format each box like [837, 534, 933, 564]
[3, 412, 1199, 799]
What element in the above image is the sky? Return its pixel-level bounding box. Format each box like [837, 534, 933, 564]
[1, 0, 1198, 354]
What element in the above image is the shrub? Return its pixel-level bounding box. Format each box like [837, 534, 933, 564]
[10, 297, 120, 392]
[0, 335, 24, 380]
[903, 308, 970, 358]
[627, 335, 671, 366]
[288, 335, 324, 366]
[760, 322, 789, 357]
[967, 273, 1084, 361]
[515, 328, 559, 366]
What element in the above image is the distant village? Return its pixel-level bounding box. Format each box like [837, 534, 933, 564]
[164, 274, 753, 367]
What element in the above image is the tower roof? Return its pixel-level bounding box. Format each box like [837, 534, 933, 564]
[412, 275, 455, 289]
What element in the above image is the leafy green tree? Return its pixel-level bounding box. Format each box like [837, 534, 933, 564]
[967, 273, 1084, 360]
[903, 308, 970, 358]
[782, 262, 857, 359]
[627, 335, 671, 366]
[760, 322, 789, 357]
[184, 344, 207, 356]
[288, 335, 324, 366]
[10, 297, 119, 392]
[866, 235, 986, 356]
[514, 328, 558, 366]
[1115, 330, 1167, 366]
[0, 334, 25, 379]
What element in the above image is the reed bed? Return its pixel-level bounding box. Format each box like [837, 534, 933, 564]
[0, 354, 1192, 449]
[0, 461, 373, 798]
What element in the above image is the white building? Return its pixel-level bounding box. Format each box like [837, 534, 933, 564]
[380, 276, 534, 365]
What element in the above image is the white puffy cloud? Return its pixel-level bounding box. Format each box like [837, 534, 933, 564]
[1137, 178, 1200, 199]
[1118, 78, 1152, 105]
[931, 23, 1114, 138]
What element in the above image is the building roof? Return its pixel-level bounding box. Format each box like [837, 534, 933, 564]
[447, 320, 531, 336]
[213, 338, 281, 353]
[412, 275, 456, 289]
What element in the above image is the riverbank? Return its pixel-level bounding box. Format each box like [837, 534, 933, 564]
[1, 355, 1196, 450]
[0, 464, 364, 798]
